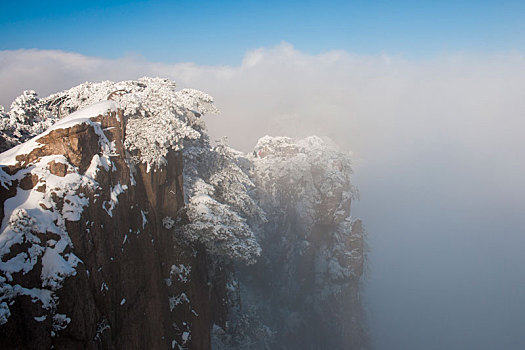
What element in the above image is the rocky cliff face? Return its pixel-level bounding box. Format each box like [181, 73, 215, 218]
[0, 78, 367, 349]
[212, 136, 366, 349]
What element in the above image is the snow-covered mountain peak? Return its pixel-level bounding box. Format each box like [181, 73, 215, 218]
[1, 77, 218, 171]
[0, 78, 367, 349]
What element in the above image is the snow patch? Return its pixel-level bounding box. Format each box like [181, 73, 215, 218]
[169, 293, 190, 312]
[103, 183, 128, 217]
[41, 248, 80, 290]
[141, 210, 147, 229]
[169, 264, 191, 283]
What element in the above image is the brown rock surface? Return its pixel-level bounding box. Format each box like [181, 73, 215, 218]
[0, 108, 228, 349]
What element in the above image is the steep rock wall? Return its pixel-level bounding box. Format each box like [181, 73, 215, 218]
[215, 136, 367, 350]
[0, 104, 226, 349]
[0, 79, 368, 349]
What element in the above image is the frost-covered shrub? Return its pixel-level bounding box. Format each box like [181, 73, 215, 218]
[252, 135, 357, 229]
[209, 139, 266, 223]
[122, 82, 217, 171]
[181, 137, 264, 265]
[0, 90, 58, 152]
[237, 135, 366, 348]
[9, 90, 40, 124]
[184, 181, 261, 263]
[1, 78, 218, 171]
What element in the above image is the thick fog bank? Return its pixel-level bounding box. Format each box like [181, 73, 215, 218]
[1, 44, 525, 349]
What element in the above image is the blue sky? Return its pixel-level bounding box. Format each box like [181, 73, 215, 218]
[1, 0, 524, 64]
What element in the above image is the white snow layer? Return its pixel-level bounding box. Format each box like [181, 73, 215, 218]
[0, 101, 120, 328]
[0, 100, 117, 167]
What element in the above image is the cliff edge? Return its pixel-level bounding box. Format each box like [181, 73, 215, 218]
[0, 78, 367, 349]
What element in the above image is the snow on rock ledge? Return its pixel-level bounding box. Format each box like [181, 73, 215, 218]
[1, 77, 218, 172]
[0, 101, 122, 330]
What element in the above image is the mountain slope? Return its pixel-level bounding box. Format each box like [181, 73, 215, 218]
[0, 78, 367, 349]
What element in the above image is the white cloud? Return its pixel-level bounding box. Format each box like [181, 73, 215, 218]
[1, 44, 524, 192]
[2, 44, 524, 201]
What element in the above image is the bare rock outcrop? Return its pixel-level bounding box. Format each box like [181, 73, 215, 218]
[0, 101, 226, 349]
